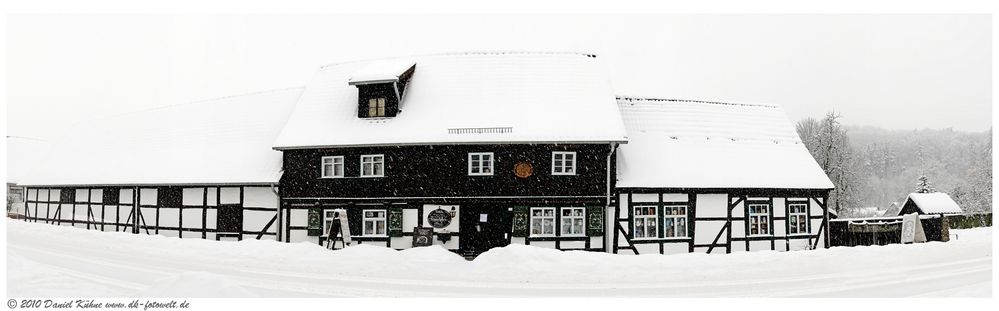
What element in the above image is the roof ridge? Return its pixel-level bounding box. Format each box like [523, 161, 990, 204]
[320, 51, 598, 69]
[616, 96, 779, 109]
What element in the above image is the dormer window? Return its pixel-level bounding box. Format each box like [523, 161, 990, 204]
[368, 98, 387, 117]
[349, 59, 416, 119]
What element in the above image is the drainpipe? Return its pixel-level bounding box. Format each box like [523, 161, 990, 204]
[270, 182, 280, 242]
[605, 142, 619, 253]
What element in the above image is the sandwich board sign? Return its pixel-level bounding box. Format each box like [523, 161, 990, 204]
[900, 213, 927, 244]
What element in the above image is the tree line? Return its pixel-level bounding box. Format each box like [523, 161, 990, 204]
[796, 112, 991, 217]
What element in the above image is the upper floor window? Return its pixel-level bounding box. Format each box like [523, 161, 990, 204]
[368, 98, 386, 117]
[552, 151, 576, 175]
[663, 205, 688, 238]
[468, 152, 494, 176]
[360, 154, 385, 177]
[748, 203, 771, 236]
[788, 203, 809, 235]
[321, 156, 344, 178]
[362, 210, 387, 236]
[560, 207, 586, 236]
[530, 207, 556, 237]
[633, 206, 658, 239]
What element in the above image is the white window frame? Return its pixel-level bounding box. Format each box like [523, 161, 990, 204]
[560, 207, 586, 236]
[530, 207, 556, 237]
[467, 152, 495, 176]
[320, 156, 345, 178]
[360, 154, 385, 177]
[788, 203, 809, 235]
[362, 209, 387, 237]
[633, 205, 658, 239]
[551, 151, 577, 175]
[748, 203, 772, 236]
[322, 209, 338, 236]
[663, 205, 688, 238]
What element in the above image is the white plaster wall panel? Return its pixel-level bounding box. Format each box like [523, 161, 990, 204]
[219, 187, 240, 204]
[139, 188, 157, 205]
[182, 208, 202, 228]
[560, 241, 585, 249]
[662, 193, 688, 202]
[591, 236, 603, 250]
[696, 194, 728, 218]
[27, 188, 37, 199]
[511, 237, 526, 245]
[182, 188, 204, 206]
[694, 220, 726, 245]
[243, 187, 276, 208]
[531, 241, 556, 249]
[243, 210, 275, 232]
[391, 237, 410, 249]
[289, 230, 308, 243]
[75, 189, 88, 202]
[290, 209, 307, 228]
[773, 219, 787, 236]
[748, 240, 772, 252]
[773, 198, 786, 217]
[402, 208, 418, 232]
[139, 207, 156, 228]
[664, 243, 689, 254]
[48, 189, 60, 201]
[158, 208, 180, 227]
[731, 200, 745, 218]
[59, 204, 74, 220]
[119, 188, 133, 204]
[810, 198, 824, 215]
[634, 243, 658, 254]
[90, 189, 103, 203]
[205, 208, 218, 230]
[205, 232, 217, 241]
[159, 228, 180, 238]
[630, 193, 659, 203]
[789, 239, 810, 251]
[361, 241, 389, 248]
[731, 219, 746, 237]
[207, 188, 218, 206]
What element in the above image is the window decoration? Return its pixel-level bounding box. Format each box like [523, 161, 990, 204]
[530, 207, 556, 237]
[468, 152, 494, 176]
[748, 203, 771, 236]
[551, 151, 576, 175]
[663, 205, 688, 238]
[360, 154, 385, 177]
[321, 156, 344, 178]
[560, 207, 586, 236]
[633, 206, 658, 239]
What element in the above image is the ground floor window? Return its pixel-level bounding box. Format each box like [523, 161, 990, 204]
[362, 210, 387, 236]
[663, 205, 688, 238]
[748, 203, 771, 236]
[560, 207, 585, 236]
[531, 207, 556, 237]
[323, 210, 338, 236]
[633, 206, 658, 239]
[788, 203, 809, 234]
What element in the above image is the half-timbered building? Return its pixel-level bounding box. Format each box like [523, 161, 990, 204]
[13, 51, 836, 257]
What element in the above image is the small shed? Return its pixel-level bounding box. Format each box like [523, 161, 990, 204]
[895, 193, 963, 216]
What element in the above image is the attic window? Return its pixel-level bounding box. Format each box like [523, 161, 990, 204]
[368, 98, 386, 117]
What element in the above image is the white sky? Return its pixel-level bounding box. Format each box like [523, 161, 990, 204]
[6, 14, 992, 141]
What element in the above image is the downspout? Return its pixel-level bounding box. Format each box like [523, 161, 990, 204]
[605, 142, 619, 253]
[270, 182, 281, 242]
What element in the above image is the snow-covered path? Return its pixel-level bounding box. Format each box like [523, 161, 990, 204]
[5, 220, 992, 297]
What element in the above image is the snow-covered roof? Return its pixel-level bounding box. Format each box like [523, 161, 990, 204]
[615, 97, 834, 189]
[6, 136, 51, 184]
[348, 59, 416, 85]
[901, 193, 963, 215]
[17, 87, 304, 186]
[273, 51, 627, 149]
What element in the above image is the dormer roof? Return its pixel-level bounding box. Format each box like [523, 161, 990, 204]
[348, 59, 416, 85]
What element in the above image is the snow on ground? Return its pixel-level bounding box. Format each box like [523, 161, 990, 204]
[5, 220, 992, 297]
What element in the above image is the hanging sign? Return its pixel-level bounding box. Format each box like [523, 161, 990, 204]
[428, 208, 453, 228]
[412, 227, 434, 247]
[514, 162, 533, 179]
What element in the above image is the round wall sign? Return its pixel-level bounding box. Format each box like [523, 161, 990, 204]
[514, 162, 533, 178]
[427, 208, 452, 228]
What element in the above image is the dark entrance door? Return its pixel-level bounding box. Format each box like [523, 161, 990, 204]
[460, 204, 511, 255]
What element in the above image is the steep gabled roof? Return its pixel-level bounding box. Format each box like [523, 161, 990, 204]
[18, 87, 304, 186]
[272, 51, 628, 149]
[899, 192, 963, 215]
[615, 97, 834, 189]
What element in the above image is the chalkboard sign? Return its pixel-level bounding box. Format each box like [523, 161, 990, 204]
[412, 227, 434, 247]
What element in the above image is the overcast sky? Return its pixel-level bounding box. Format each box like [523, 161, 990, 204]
[6, 14, 992, 141]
